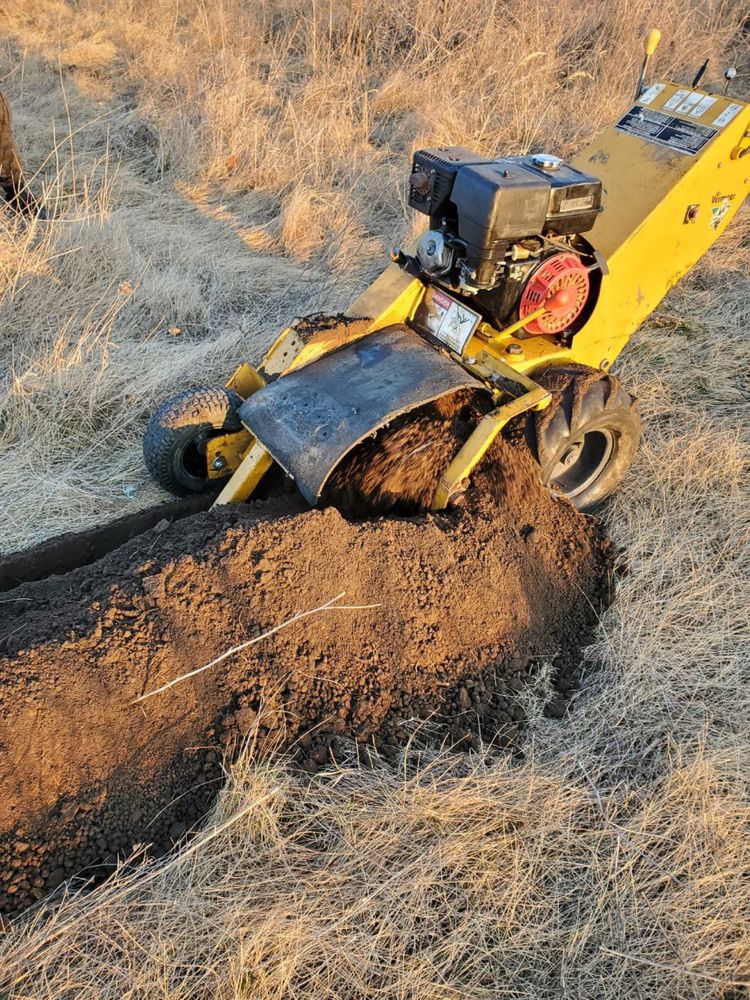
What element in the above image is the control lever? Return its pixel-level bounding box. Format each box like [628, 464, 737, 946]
[635, 28, 661, 100]
[723, 67, 737, 96]
[691, 59, 709, 89]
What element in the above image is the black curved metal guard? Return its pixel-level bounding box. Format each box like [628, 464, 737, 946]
[238, 324, 487, 505]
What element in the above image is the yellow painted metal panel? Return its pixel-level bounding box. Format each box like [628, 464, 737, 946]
[212, 441, 274, 506]
[432, 386, 551, 509]
[205, 430, 253, 479]
[457, 80, 749, 376]
[225, 362, 265, 398]
[566, 81, 749, 369]
[345, 262, 424, 326]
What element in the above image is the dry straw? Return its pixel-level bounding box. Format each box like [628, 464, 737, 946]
[0, 0, 749, 996]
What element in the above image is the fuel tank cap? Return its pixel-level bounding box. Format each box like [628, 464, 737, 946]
[531, 153, 562, 170]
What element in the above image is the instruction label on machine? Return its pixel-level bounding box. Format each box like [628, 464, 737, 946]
[713, 103, 743, 127]
[615, 106, 717, 155]
[688, 94, 717, 119]
[638, 83, 666, 106]
[423, 289, 481, 355]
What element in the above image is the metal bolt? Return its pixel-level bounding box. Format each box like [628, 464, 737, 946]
[506, 344, 523, 356]
[212, 455, 227, 471]
[684, 204, 700, 224]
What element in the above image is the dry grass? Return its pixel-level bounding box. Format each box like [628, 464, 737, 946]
[0, 0, 749, 996]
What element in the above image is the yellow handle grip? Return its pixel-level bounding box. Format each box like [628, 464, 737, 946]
[645, 28, 661, 57]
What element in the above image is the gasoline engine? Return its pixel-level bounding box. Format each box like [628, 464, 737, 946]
[404, 149, 604, 340]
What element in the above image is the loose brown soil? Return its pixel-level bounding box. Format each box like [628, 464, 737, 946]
[325, 389, 486, 513]
[0, 440, 612, 916]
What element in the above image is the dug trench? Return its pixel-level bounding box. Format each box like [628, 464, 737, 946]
[0, 438, 613, 917]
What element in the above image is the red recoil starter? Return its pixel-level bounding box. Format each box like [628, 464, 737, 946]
[519, 252, 591, 335]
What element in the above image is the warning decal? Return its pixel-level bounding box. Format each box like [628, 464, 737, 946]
[689, 95, 717, 119]
[664, 89, 691, 111]
[675, 91, 705, 115]
[615, 106, 717, 155]
[424, 289, 481, 355]
[710, 193, 735, 231]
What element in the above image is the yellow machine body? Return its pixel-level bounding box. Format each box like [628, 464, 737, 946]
[211, 76, 749, 509]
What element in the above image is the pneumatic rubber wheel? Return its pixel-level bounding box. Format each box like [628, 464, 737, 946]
[143, 386, 243, 496]
[526, 364, 641, 512]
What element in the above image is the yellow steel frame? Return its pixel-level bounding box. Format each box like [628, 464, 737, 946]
[214, 441, 274, 504]
[205, 432, 251, 480]
[466, 80, 750, 374]
[208, 64, 748, 509]
[432, 384, 550, 509]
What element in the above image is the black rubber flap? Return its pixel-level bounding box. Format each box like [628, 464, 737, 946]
[239, 325, 486, 504]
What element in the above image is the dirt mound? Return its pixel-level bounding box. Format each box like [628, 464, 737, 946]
[0, 441, 612, 915]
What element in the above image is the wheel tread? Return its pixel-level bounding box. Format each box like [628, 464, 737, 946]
[143, 386, 242, 496]
[525, 364, 641, 511]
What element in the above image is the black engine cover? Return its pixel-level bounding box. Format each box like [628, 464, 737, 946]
[408, 147, 602, 287]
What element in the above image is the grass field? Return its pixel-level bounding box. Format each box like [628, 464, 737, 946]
[0, 0, 749, 996]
